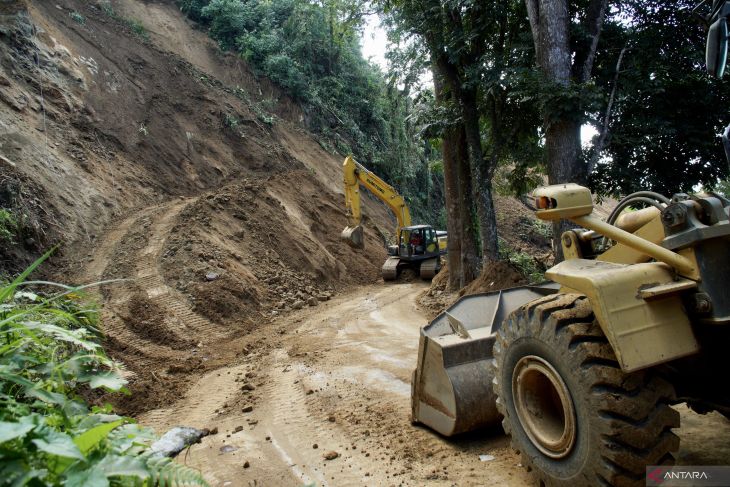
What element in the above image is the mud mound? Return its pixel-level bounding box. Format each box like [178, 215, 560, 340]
[160, 171, 387, 322]
[418, 261, 528, 320]
[462, 260, 527, 295]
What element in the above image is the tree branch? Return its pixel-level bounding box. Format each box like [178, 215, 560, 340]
[574, 0, 609, 82]
[588, 44, 628, 174]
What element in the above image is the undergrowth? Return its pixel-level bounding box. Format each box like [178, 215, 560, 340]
[0, 251, 208, 486]
[99, 2, 150, 42]
[0, 209, 17, 244]
[498, 238, 544, 284]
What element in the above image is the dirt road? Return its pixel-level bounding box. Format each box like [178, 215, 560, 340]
[134, 282, 730, 487]
[137, 282, 529, 486]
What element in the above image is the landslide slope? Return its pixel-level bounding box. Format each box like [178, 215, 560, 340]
[0, 0, 393, 413]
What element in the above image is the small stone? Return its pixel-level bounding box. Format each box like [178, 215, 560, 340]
[205, 272, 220, 281]
[306, 389, 314, 395]
[292, 300, 305, 310]
[241, 383, 256, 391]
[327, 415, 335, 422]
[209, 427, 219, 435]
[323, 451, 339, 460]
[307, 297, 318, 307]
[242, 404, 254, 413]
[313, 443, 318, 449]
[243, 461, 250, 469]
[234, 425, 243, 433]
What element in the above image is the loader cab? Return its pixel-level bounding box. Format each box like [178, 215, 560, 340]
[398, 225, 440, 259]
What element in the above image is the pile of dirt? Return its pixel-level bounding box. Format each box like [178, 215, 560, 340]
[418, 261, 529, 320]
[0, 1, 396, 415]
[462, 260, 527, 294]
[159, 172, 387, 325]
[417, 195, 551, 319]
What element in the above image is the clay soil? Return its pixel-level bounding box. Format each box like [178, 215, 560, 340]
[2, 2, 728, 486]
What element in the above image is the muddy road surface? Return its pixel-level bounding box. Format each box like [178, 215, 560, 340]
[132, 282, 730, 487]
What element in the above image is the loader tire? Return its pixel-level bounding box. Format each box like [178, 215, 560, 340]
[492, 293, 679, 487]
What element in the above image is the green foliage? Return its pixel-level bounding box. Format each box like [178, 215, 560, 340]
[716, 179, 730, 197]
[498, 237, 544, 284]
[99, 2, 149, 42]
[69, 11, 85, 25]
[0, 209, 18, 244]
[178, 0, 443, 225]
[224, 113, 239, 129]
[591, 0, 730, 196]
[0, 254, 209, 486]
[100, 1, 115, 17]
[126, 19, 150, 41]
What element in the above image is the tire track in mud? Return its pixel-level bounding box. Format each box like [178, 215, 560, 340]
[95, 200, 197, 372]
[260, 349, 377, 487]
[81, 197, 245, 415]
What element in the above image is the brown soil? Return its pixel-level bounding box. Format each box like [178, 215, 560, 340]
[4, 2, 727, 486]
[0, 0, 394, 415]
[418, 261, 529, 320]
[135, 283, 730, 486]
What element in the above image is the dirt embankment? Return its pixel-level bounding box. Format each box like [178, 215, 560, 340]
[0, 1, 394, 414]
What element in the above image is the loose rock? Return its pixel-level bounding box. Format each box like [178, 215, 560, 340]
[323, 451, 339, 460]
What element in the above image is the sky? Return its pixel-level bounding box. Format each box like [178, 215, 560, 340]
[360, 14, 389, 71]
[359, 15, 599, 145]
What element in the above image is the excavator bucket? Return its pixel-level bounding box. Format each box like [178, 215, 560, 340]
[411, 283, 559, 436]
[341, 225, 364, 249]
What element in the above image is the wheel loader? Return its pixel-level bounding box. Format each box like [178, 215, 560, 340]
[411, 3, 730, 485]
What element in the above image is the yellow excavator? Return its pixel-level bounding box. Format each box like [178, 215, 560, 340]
[340, 155, 446, 280]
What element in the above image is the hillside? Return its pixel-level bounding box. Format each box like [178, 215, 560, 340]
[0, 0, 395, 412]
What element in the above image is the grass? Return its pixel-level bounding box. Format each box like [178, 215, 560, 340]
[498, 237, 545, 284]
[99, 2, 150, 42]
[69, 11, 86, 25]
[0, 251, 209, 486]
[0, 209, 18, 243]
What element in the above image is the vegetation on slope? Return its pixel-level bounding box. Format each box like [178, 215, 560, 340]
[0, 254, 208, 486]
[177, 0, 444, 226]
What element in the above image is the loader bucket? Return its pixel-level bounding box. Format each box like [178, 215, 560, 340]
[341, 225, 364, 249]
[411, 282, 560, 436]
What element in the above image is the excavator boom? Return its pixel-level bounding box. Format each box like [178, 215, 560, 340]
[341, 155, 411, 248]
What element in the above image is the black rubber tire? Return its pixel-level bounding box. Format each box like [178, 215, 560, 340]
[492, 293, 679, 487]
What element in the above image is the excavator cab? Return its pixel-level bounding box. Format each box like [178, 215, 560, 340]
[381, 225, 443, 280]
[398, 226, 439, 257]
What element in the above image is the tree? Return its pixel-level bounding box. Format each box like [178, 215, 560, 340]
[524, 0, 608, 258]
[384, 0, 542, 287]
[590, 0, 730, 196]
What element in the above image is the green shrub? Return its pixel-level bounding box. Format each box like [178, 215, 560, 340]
[0, 252, 209, 486]
[498, 238, 544, 284]
[69, 11, 85, 24]
[126, 19, 150, 41]
[0, 209, 17, 243]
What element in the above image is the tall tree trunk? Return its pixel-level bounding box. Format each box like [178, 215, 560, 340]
[526, 0, 606, 260]
[460, 88, 499, 262]
[433, 68, 463, 290]
[455, 126, 480, 285]
[435, 53, 500, 265]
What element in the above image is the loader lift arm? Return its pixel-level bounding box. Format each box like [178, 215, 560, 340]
[341, 155, 411, 249]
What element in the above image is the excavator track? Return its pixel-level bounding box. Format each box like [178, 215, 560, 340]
[382, 256, 400, 281]
[419, 258, 440, 280]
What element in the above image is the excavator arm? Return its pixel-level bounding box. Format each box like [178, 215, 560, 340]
[341, 155, 411, 249]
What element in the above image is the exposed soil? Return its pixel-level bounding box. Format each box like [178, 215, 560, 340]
[418, 261, 529, 320]
[134, 283, 730, 486]
[2, 2, 728, 486]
